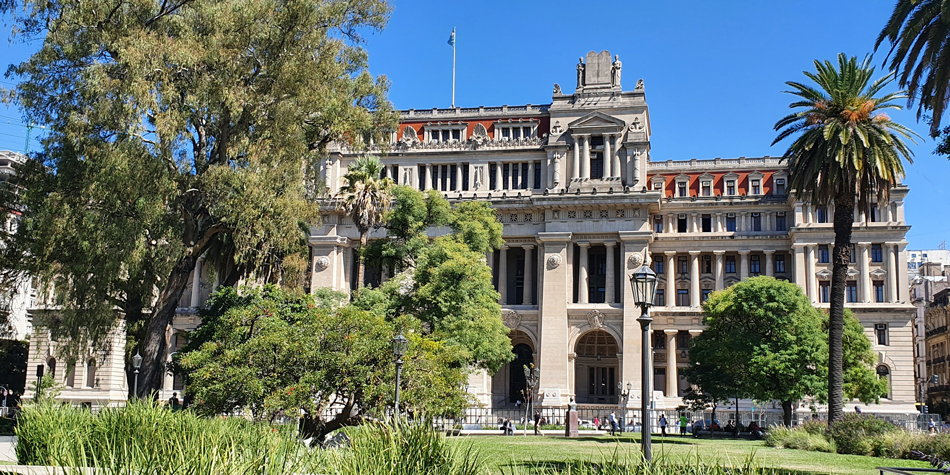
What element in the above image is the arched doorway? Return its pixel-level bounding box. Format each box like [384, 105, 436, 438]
[490, 330, 534, 406]
[574, 330, 619, 404]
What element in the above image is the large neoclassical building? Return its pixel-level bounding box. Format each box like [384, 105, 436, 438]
[313, 50, 916, 416]
[25, 51, 917, 417]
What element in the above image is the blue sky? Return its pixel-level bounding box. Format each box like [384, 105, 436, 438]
[3, 0, 950, 250]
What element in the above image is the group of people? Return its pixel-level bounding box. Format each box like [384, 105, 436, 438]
[499, 410, 546, 435]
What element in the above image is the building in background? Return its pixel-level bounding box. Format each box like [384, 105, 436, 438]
[0, 150, 35, 341]
[908, 249, 950, 280]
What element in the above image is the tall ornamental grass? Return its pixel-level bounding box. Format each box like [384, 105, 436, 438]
[498, 449, 811, 475]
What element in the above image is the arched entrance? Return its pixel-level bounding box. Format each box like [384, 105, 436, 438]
[574, 330, 619, 404]
[490, 330, 534, 406]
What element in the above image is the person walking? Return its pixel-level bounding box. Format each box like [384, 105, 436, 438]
[659, 414, 668, 436]
[679, 414, 688, 436]
[609, 412, 617, 436]
[534, 410, 541, 435]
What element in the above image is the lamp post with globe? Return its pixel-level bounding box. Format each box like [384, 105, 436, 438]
[392, 333, 408, 419]
[131, 352, 143, 398]
[630, 263, 658, 461]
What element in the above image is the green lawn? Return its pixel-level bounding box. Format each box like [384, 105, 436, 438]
[451, 434, 931, 475]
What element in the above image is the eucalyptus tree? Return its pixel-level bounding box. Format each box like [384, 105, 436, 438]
[337, 156, 393, 288]
[0, 0, 397, 396]
[772, 54, 915, 421]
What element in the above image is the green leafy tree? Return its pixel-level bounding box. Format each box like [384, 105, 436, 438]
[0, 0, 397, 395]
[685, 277, 826, 426]
[772, 54, 916, 421]
[177, 285, 469, 444]
[337, 155, 393, 288]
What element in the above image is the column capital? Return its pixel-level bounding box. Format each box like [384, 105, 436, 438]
[688, 329, 703, 336]
[738, 250, 751, 255]
[713, 250, 726, 255]
[763, 250, 776, 255]
[577, 241, 591, 248]
[664, 250, 677, 256]
[688, 250, 701, 256]
[603, 240, 617, 247]
[857, 242, 872, 248]
[663, 328, 679, 335]
[522, 244, 535, 250]
[500, 245, 509, 251]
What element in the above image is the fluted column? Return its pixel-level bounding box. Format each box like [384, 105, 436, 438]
[425, 164, 433, 190]
[739, 250, 750, 280]
[603, 135, 612, 178]
[665, 330, 678, 397]
[690, 212, 699, 233]
[190, 257, 203, 308]
[494, 162, 502, 191]
[805, 245, 816, 303]
[887, 243, 898, 302]
[578, 242, 590, 304]
[714, 251, 725, 290]
[580, 135, 590, 179]
[499, 246, 508, 305]
[455, 164, 462, 191]
[764, 250, 775, 277]
[605, 242, 616, 304]
[665, 251, 677, 306]
[858, 243, 871, 302]
[522, 244, 534, 305]
[572, 138, 580, 180]
[689, 251, 701, 307]
[611, 135, 622, 178]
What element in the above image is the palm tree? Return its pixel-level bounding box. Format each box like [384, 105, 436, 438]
[337, 156, 393, 288]
[773, 54, 916, 422]
[876, 0, 950, 136]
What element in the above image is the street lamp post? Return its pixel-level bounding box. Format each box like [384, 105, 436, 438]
[392, 333, 408, 420]
[131, 352, 143, 399]
[630, 262, 658, 462]
[618, 381, 632, 433]
[522, 364, 540, 436]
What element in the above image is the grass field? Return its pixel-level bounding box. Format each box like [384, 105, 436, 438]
[452, 434, 932, 475]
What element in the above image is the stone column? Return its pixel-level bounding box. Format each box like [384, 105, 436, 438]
[522, 244, 534, 305]
[611, 136, 622, 179]
[805, 245, 816, 303]
[456, 164, 463, 191]
[858, 243, 871, 302]
[494, 162, 502, 191]
[715, 212, 723, 233]
[739, 211, 748, 232]
[507, 163, 515, 190]
[190, 257, 203, 308]
[714, 251, 725, 290]
[572, 138, 580, 180]
[739, 250, 750, 280]
[538, 232, 573, 408]
[528, 161, 536, 189]
[498, 246, 508, 305]
[603, 135, 612, 178]
[665, 251, 677, 306]
[666, 213, 675, 234]
[580, 135, 590, 179]
[605, 242, 616, 304]
[578, 242, 590, 304]
[689, 251, 701, 307]
[897, 242, 909, 302]
[425, 164, 433, 190]
[764, 250, 775, 277]
[690, 212, 699, 233]
[665, 330, 678, 397]
[886, 242, 898, 303]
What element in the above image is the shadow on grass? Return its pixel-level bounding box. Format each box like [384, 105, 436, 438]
[562, 436, 702, 446]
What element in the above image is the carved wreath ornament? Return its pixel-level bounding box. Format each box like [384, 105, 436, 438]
[315, 256, 330, 271]
[502, 311, 523, 330]
[547, 254, 562, 270]
[627, 253, 643, 269]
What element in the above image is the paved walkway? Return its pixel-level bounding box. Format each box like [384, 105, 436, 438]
[0, 436, 16, 463]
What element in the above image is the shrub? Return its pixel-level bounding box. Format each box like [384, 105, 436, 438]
[798, 420, 826, 436]
[764, 426, 832, 452]
[827, 413, 898, 455]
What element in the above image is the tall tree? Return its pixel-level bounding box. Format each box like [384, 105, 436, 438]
[337, 155, 393, 288]
[772, 54, 916, 421]
[0, 0, 397, 396]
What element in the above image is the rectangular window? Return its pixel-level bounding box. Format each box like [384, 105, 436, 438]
[502, 128, 510, 140]
[872, 244, 883, 263]
[701, 289, 711, 302]
[817, 206, 828, 223]
[870, 204, 878, 222]
[818, 245, 829, 263]
[654, 215, 663, 234]
[702, 214, 712, 232]
[451, 129, 460, 141]
[678, 182, 688, 197]
[849, 244, 856, 264]
[751, 212, 762, 232]
[702, 255, 712, 274]
[678, 214, 688, 233]
[653, 256, 664, 274]
[776, 212, 787, 231]
[653, 330, 666, 349]
[677, 289, 690, 307]
[701, 181, 711, 197]
[775, 178, 786, 195]
[775, 255, 786, 274]
[750, 255, 761, 275]
[654, 289, 665, 306]
[725, 256, 736, 274]
[726, 214, 736, 232]
[534, 161, 541, 189]
[846, 281, 858, 303]
[726, 180, 736, 196]
[751, 179, 761, 195]
[874, 281, 885, 303]
[502, 164, 510, 190]
[820, 282, 830, 303]
[679, 257, 688, 275]
[488, 164, 497, 190]
[875, 323, 888, 346]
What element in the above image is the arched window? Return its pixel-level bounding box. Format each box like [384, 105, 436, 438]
[85, 359, 97, 388]
[876, 365, 891, 399]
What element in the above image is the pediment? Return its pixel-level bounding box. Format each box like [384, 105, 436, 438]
[847, 267, 860, 277]
[870, 268, 887, 277]
[699, 173, 715, 181]
[568, 111, 626, 133]
[723, 172, 740, 181]
[816, 269, 832, 280]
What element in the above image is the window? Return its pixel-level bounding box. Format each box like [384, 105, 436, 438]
[701, 289, 711, 302]
[750, 179, 761, 195]
[849, 244, 856, 264]
[654, 215, 663, 234]
[817, 206, 828, 223]
[750, 255, 761, 275]
[653, 330, 666, 349]
[678, 256, 688, 274]
[498, 125, 535, 140]
[677, 289, 690, 307]
[678, 182, 688, 197]
[65, 362, 76, 388]
[677, 214, 688, 233]
[874, 281, 885, 303]
[818, 245, 829, 263]
[871, 244, 883, 262]
[875, 323, 888, 346]
[429, 128, 463, 143]
[726, 180, 736, 196]
[701, 181, 711, 197]
[820, 282, 830, 303]
[846, 281, 857, 303]
[654, 289, 665, 306]
[870, 204, 878, 222]
[85, 359, 97, 388]
[775, 178, 786, 195]
[726, 213, 736, 232]
[653, 256, 664, 274]
[701, 214, 712, 232]
[775, 212, 787, 231]
[775, 255, 786, 274]
[751, 212, 762, 232]
[702, 255, 712, 274]
[725, 256, 736, 274]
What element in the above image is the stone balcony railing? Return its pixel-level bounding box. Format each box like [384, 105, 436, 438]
[334, 136, 547, 155]
[647, 156, 785, 171]
[400, 104, 551, 119]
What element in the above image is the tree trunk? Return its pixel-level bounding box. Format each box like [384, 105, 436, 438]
[828, 189, 856, 423]
[137, 254, 197, 397]
[356, 233, 367, 289]
[782, 400, 793, 427]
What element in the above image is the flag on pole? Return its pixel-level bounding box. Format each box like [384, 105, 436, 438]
[447, 28, 456, 47]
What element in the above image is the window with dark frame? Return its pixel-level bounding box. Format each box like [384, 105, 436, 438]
[750, 255, 761, 275]
[818, 245, 829, 263]
[654, 215, 664, 234]
[725, 256, 736, 274]
[875, 323, 888, 346]
[702, 255, 712, 273]
[846, 281, 858, 303]
[775, 212, 787, 231]
[874, 281, 885, 303]
[653, 256, 664, 274]
[678, 214, 688, 233]
[775, 255, 786, 274]
[654, 289, 665, 306]
[676, 289, 690, 306]
[702, 214, 712, 232]
[872, 244, 883, 262]
[679, 256, 688, 275]
[752, 212, 762, 232]
[820, 282, 830, 303]
[726, 214, 737, 232]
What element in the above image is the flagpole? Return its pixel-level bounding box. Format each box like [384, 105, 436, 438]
[452, 29, 456, 108]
